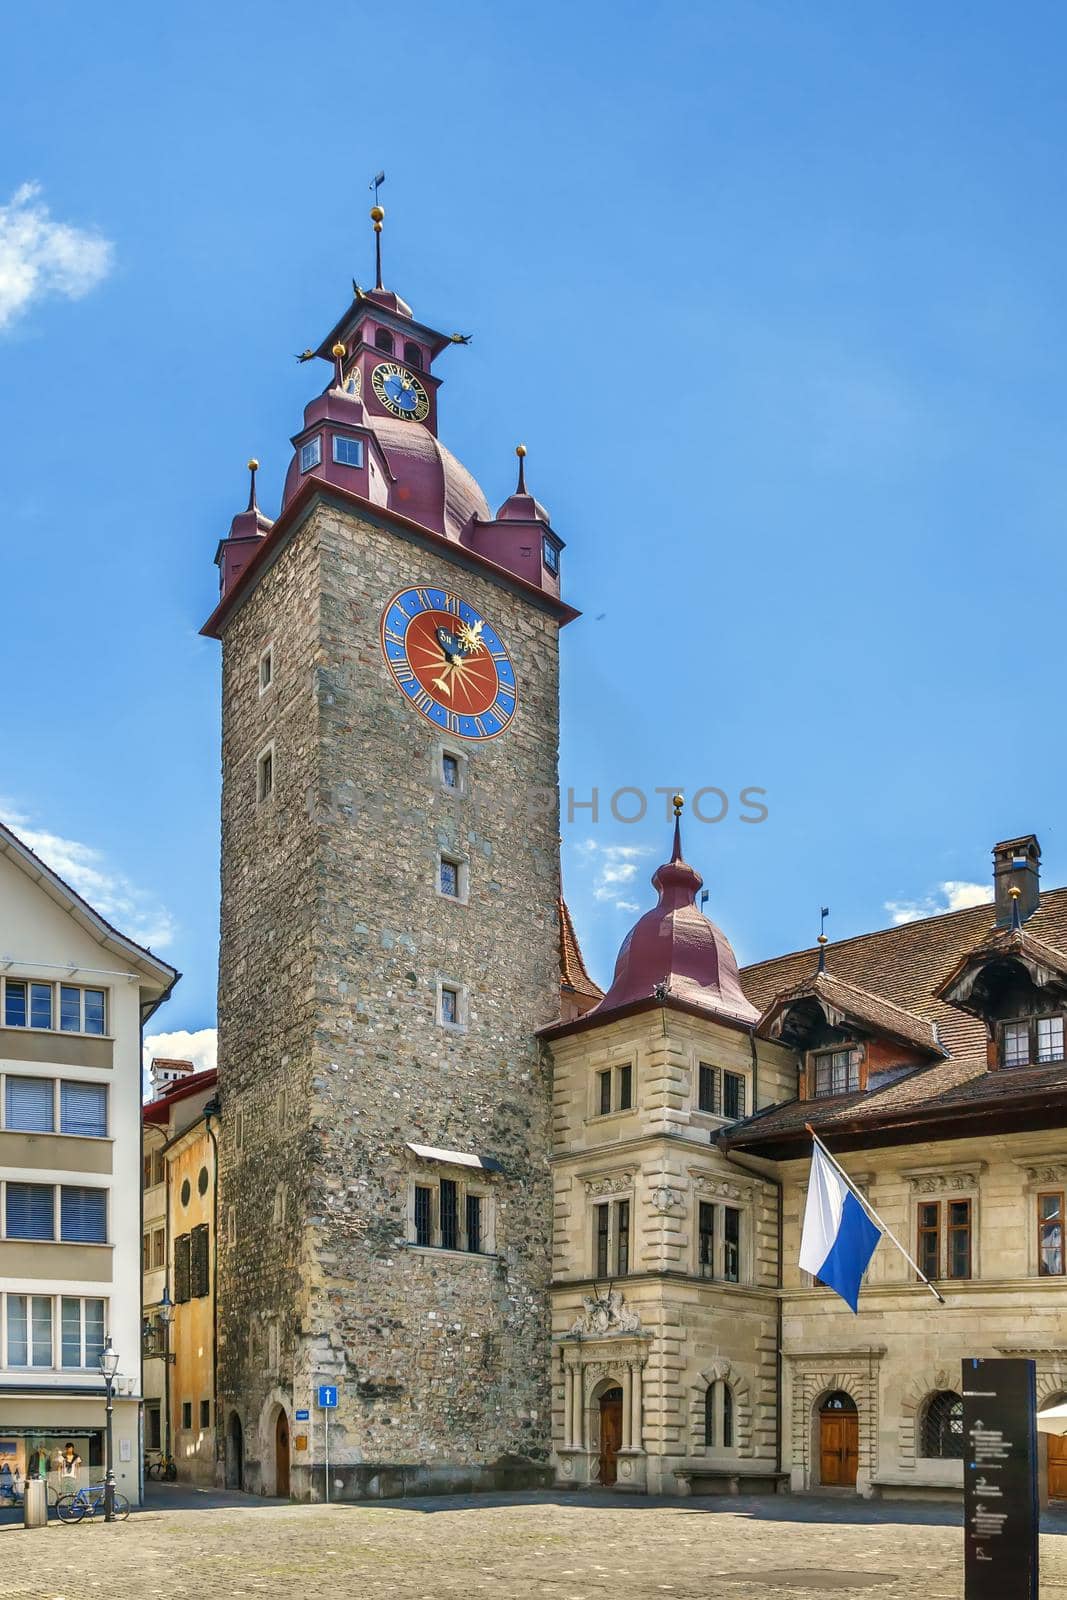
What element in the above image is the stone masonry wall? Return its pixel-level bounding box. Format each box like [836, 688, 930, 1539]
[216, 497, 562, 1497]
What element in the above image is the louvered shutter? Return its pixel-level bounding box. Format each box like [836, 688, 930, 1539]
[6, 1183, 55, 1239]
[60, 1082, 107, 1137]
[5, 1077, 54, 1132]
[60, 1185, 107, 1242]
[191, 1224, 210, 1298]
[174, 1233, 192, 1302]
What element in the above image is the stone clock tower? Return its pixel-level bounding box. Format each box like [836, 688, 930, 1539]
[203, 208, 576, 1499]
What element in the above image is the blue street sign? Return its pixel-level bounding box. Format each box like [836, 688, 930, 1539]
[318, 1385, 338, 1409]
[295, 1409, 309, 1422]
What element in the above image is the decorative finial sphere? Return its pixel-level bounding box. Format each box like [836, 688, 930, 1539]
[332, 342, 346, 358]
[516, 443, 527, 458]
[673, 793, 685, 816]
[1010, 884, 1022, 899]
[817, 934, 829, 946]
[247, 458, 259, 472]
[370, 204, 385, 223]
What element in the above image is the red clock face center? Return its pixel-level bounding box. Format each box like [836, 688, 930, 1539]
[404, 609, 500, 717]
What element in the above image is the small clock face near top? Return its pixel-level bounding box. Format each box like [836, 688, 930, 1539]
[381, 586, 517, 739]
[372, 362, 430, 422]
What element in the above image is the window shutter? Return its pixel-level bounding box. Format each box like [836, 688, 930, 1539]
[174, 1233, 192, 1303]
[5, 1077, 54, 1133]
[6, 1183, 55, 1240]
[191, 1224, 210, 1297]
[60, 1186, 107, 1243]
[60, 1081, 107, 1138]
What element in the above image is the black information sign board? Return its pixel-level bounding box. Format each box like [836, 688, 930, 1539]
[962, 1357, 1038, 1600]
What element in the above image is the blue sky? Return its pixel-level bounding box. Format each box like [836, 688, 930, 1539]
[4, 1, 1067, 1062]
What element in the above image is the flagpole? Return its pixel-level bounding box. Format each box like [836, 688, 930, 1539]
[805, 1124, 946, 1305]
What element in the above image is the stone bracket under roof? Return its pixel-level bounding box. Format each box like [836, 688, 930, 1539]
[756, 969, 946, 1058]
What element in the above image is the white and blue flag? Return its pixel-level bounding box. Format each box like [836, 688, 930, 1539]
[799, 1140, 882, 1313]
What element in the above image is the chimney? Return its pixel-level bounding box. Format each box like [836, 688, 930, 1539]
[993, 835, 1041, 927]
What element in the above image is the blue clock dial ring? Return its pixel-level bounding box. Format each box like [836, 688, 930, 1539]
[380, 587, 518, 741]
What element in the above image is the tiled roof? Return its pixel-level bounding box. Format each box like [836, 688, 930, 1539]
[728, 886, 1067, 1151]
[758, 969, 945, 1056]
[559, 897, 603, 1000]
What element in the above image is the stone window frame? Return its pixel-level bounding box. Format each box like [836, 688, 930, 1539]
[436, 850, 469, 905]
[903, 1166, 983, 1284]
[689, 1360, 752, 1458]
[583, 1171, 637, 1279]
[405, 1168, 497, 1258]
[1013, 1160, 1067, 1277]
[435, 977, 468, 1032]
[688, 1170, 755, 1286]
[255, 741, 275, 805]
[257, 641, 274, 697]
[688, 1051, 750, 1128]
[434, 743, 468, 797]
[590, 1060, 635, 1120]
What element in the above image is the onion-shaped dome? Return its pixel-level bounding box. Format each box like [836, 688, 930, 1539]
[590, 809, 758, 1025]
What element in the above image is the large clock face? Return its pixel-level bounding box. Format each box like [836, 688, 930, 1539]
[372, 362, 430, 422]
[380, 587, 517, 739]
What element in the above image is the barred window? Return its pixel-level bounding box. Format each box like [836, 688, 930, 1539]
[440, 1179, 459, 1251]
[703, 1383, 715, 1447]
[698, 1063, 720, 1113]
[723, 1071, 746, 1120]
[466, 1193, 482, 1255]
[921, 1391, 963, 1459]
[414, 1185, 432, 1248]
[698, 1201, 715, 1279]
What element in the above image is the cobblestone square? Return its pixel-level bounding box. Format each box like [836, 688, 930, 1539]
[5, 1488, 1067, 1600]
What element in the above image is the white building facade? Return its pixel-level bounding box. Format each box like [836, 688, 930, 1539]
[0, 823, 177, 1506]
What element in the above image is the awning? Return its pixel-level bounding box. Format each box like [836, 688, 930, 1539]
[406, 1142, 503, 1173]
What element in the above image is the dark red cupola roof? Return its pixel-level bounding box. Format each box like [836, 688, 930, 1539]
[589, 801, 758, 1027]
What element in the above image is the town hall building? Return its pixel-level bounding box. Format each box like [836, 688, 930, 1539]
[198, 206, 1067, 1502]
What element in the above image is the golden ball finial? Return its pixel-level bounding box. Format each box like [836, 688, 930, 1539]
[247, 458, 259, 472]
[332, 342, 346, 358]
[516, 443, 527, 458]
[370, 204, 385, 225]
[1010, 884, 1022, 899]
[673, 793, 685, 816]
[817, 933, 829, 946]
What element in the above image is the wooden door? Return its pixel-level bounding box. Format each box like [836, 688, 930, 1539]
[819, 1409, 859, 1487]
[275, 1411, 290, 1498]
[1049, 1433, 1067, 1500]
[598, 1388, 624, 1486]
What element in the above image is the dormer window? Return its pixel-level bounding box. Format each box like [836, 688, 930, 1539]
[1001, 1013, 1066, 1068]
[299, 436, 322, 473]
[375, 327, 394, 352]
[813, 1048, 859, 1097]
[403, 341, 423, 370]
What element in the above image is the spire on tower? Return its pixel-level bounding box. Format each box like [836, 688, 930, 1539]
[246, 458, 259, 512]
[515, 443, 527, 494]
[371, 203, 385, 291]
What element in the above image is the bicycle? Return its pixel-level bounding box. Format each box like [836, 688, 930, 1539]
[146, 1452, 177, 1481]
[55, 1482, 131, 1522]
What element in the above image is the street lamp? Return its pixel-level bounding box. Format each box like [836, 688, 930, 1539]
[158, 1286, 173, 1467]
[99, 1338, 120, 1522]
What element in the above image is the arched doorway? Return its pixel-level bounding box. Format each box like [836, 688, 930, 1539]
[1044, 1392, 1067, 1501]
[274, 1409, 290, 1498]
[225, 1411, 244, 1491]
[597, 1386, 624, 1486]
[818, 1391, 858, 1488]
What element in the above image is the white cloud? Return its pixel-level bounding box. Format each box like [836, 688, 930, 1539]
[143, 1028, 217, 1078]
[885, 880, 994, 926]
[0, 800, 176, 950]
[0, 182, 114, 332]
[576, 839, 655, 911]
